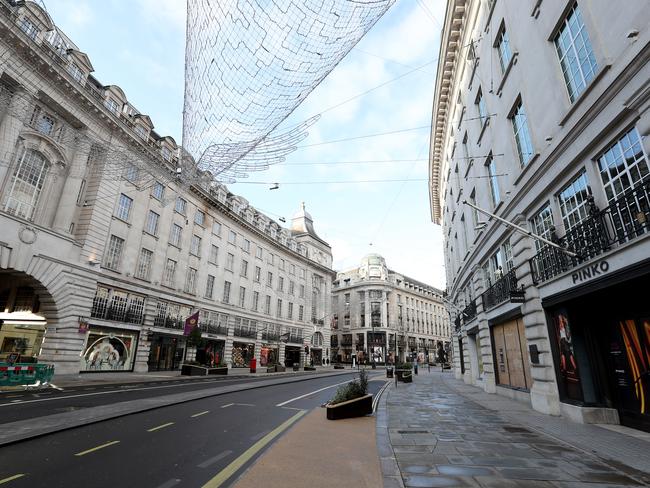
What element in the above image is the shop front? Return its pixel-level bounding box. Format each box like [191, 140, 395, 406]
[310, 348, 322, 366]
[231, 342, 255, 368]
[81, 325, 139, 372]
[543, 269, 650, 432]
[368, 331, 386, 365]
[260, 345, 278, 367]
[148, 333, 185, 371]
[196, 339, 225, 367]
[284, 345, 301, 367]
[490, 315, 532, 390]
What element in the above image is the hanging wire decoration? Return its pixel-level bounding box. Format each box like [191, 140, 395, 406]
[182, 0, 396, 183]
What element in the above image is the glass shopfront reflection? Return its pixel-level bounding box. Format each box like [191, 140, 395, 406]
[232, 342, 254, 368]
[81, 326, 138, 372]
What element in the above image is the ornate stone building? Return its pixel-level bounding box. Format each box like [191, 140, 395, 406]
[331, 254, 450, 364]
[0, 1, 333, 374]
[429, 0, 650, 431]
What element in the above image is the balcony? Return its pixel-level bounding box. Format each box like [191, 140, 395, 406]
[153, 315, 184, 330]
[287, 333, 303, 344]
[201, 322, 228, 336]
[481, 268, 519, 311]
[462, 300, 477, 323]
[233, 326, 256, 339]
[530, 184, 649, 284]
[262, 331, 280, 342]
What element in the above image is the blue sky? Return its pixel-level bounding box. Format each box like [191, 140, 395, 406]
[45, 0, 446, 289]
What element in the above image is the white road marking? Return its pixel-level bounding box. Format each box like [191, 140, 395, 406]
[275, 379, 354, 407]
[197, 450, 232, 468]
[191, 410, 210, 418]
[220, 403, 234, 409]
[155, 479, 181, 488]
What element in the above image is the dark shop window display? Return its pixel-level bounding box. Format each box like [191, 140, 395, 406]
[551, 309, 583, 402]
[231, 342, 254, 367]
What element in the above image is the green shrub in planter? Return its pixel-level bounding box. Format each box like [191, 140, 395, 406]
[329, 369, 368, 405]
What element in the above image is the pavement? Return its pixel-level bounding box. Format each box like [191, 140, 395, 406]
[376, 370, 650, 488]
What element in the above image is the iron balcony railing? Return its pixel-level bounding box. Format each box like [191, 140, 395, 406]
[481, 268, 518, 311]
[530, 182, 650, 284]
[201, 322, 228, 336]
[153, 315, 184, 330]
[462, 300, 477, 323]
[233, 326, 257, 339]
[287, 334, 303, 344]
[262, 331, 280, 341]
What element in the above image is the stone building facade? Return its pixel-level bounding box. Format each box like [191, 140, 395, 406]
[429, 0, 650, 431]
[0, 1, 333, 375]
[331, 254, 450, 365]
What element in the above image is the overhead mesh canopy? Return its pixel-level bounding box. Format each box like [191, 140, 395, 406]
[182, 0, 396, 182]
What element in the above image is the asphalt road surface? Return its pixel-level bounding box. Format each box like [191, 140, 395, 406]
[0, 371, 386, 488]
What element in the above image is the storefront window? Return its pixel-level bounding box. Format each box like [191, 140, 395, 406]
[231, 342, 254, 367]
[260, 346, 278, 367]
[551, 309, 583, 401]
[196, 340, 225, 366]
[81, 327, 138, 371]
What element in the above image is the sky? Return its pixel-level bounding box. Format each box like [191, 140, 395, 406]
[44, 0, 447, 289]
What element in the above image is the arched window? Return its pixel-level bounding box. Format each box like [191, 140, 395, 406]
[312, 332, 324, 347]
[4, 149, 50, 221]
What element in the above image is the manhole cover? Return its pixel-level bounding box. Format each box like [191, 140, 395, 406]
[503, 426, 531, 433]
[398, 430, 429, 434]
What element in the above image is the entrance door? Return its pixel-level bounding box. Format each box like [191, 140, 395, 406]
[608, 318, 650, 431]
[492, 318, 532, 389]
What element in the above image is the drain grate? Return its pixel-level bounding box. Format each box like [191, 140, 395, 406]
[502, 426, 531, 433]
[398, 430, 429, 434]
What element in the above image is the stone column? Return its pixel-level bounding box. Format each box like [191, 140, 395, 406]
[0, 87, 29, 192]
[511, 213, 561, 415]
[224, 319, 234, 369]
[52, 137, 91, 233]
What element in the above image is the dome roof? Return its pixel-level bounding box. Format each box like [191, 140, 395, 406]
[291, 202, 320, 239]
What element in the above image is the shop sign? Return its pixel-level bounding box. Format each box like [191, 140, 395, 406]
[509, 290, 526, 303]
[571, 260, 610, 284]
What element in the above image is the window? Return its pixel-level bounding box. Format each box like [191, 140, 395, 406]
[252, 291, 259, 311]
[152, 181, 165, 200]
[242, 239, 250, 252]
[4, 149, 50, 221]
[476, 88, 488, 126]
[134, 125, 147, 140]
[240, 259, 248, 278]
[239, 287, 246, 307]
[554, 3, 598, 102]
[35, 112, 55, 136]
[162, 259, 177, 287]
[228, 230, 237, 245]
[226, 253, 234, 271]
[495, 25, 512, 72]
[289, 281, 295, 295]
[175, 197, 187, 215]
[299, 284, 305, 298]
[276, 299, 282, 318]
[255, 246, 263, 259]
[205, 275, 215, 299]
[190, 235, 201, 256]
[254, 266, 261, 282]
[289, 263, 295, 275]
[530, 203, 555, 252]
[125, 164, 139, 183]
[212, 221, 222, 236]
[223, 281, 231, 303]
[288, 302, 294, 320]
[469, 188, 479, 227]
[184, 268, 197, 294]
[194, 210, 205, 226]
[299, 268, 306, 279]
[114, 194, 133, 222]
[104, 98, 119, 114]
[278, 276, 284, 292]
[597, 127, 649, 203]
[558, 170, 591, 231]
[161, 146, 172, 162]
[209, 245, 219, 264]
[510, 100, 534, 166]
[20, 17, 39, 40]
[279, 259, 285, 271]
[169, 224, 183, 247]
[267, 253, 274, 265]
[135, 248, 153, 280]
[486, 155, 500, 206]
[265, 295, 271, 314]
[267, 272, 273, 287]
[298, 305, 304, 321]
[103, 235, 124, 270]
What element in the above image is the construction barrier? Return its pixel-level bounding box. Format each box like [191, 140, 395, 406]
[0, 363, 55, 387]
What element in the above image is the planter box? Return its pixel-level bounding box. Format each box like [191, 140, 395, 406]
[333, 364, 345, 369]
[182, 365, 228, 376]
[266, 365, 286, 373]
[386, 368, 394, 378]
[326, 394, 373, 420]
[395, 369, 413, 382]
[304, 366, 316, 371]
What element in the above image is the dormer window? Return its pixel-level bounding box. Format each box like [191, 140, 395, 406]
[68, 62, 84, 83]
[104, 98, 119, 114]
[134, 125, 148, 140]
[20, 17, 39, 40]
[161, 146, 172, 162]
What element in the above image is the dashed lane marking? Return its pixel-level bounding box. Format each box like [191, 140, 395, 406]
[147, 422, 175, 432]
[197, 450, 232, 469]
[191, 410, 210, 418]
[220, 403, 234, 408]
[201, 410, 307, 488]
[275, 379, 354, 407]
[155, 479, 181, 488]
[0, 474, 25, 485]
[74, 440, 120, 457]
